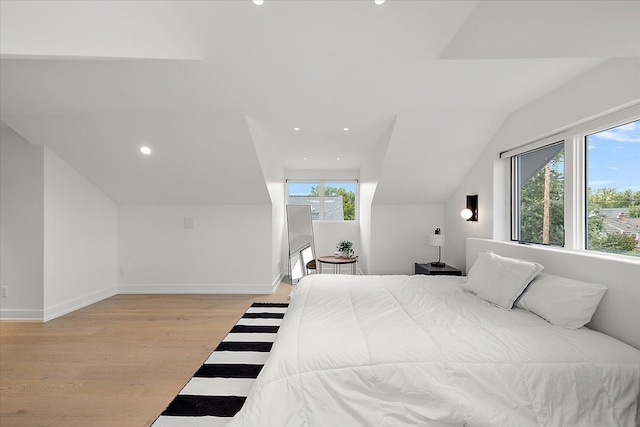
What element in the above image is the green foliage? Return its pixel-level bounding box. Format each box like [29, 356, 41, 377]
[519, 153, 564, 245]
[336, 240, 357, 259]
[587, 193, 640, 256]
[591, 232, 639, 253]
[589, 188, 640, 209]
[586, 209, 607, 249]
[310, 185, 356, 220]
[628, 205, 640, 218]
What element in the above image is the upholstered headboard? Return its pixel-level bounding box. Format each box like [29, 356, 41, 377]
[466, 238, 640, 350]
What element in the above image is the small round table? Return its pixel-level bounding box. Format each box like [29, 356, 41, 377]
[317, 256, 357, 275]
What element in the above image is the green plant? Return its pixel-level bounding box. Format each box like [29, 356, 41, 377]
[591, 232, 638, 253]
[336, 240, 357, 259]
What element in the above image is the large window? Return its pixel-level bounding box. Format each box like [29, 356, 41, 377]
[512, 142, 565, 246]
[507, 110, 640, 259]
[287, 181, 357, 221]
[586, 120, 640, 257]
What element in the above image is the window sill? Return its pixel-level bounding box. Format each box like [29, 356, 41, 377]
[506, 240, 640, 266]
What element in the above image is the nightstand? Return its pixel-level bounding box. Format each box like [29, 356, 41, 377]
[415, 263, 462, 276]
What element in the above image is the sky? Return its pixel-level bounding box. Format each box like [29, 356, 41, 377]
[587, 120, 640, 192]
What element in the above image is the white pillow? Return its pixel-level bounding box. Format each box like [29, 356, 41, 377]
[515, 273, 607, 329]
[462, 252, 543, 309]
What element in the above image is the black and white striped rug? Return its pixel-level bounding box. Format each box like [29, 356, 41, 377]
[151, 302, 288, 427]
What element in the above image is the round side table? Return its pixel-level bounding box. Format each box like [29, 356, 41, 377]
[317, 256, 357, 275]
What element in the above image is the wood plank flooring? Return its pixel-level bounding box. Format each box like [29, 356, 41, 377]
[0, 283, 294, 427]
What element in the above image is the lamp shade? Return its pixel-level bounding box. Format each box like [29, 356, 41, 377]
[429, 234, 445, 247]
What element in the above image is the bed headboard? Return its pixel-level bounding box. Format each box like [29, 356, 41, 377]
[466, 238, 640, 350]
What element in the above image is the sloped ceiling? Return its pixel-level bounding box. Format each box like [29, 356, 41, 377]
[440, 1, 640, 60]
[1, 1, 637, 205]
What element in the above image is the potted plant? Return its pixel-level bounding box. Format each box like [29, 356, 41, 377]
[336, 240, 357, 259]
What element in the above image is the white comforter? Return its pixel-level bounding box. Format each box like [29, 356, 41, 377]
[228, 275, 640, 427]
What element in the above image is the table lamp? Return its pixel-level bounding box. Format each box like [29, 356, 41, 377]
[429, 228, 445, 267]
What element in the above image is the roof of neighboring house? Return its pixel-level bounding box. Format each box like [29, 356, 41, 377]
[603, 217, 640, 235]
[600, 208, 629, 219]
[287, 196, 344, 220]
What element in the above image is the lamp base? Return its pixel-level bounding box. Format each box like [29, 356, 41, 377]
[430, 261, 446, 267]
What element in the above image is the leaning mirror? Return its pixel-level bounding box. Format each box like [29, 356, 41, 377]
[286, 205, 316, 284]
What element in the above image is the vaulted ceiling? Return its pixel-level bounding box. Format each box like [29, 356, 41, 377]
[1, 1, 638, 204]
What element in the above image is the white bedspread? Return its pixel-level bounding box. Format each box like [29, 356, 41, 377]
[228, 274, 640, 427]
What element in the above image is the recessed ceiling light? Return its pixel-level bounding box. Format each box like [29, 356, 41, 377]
[337, 157, 341, 161]
[253, 0, 264, 5]
[303, 157, 308, 160]
[375, 0, 385, 4]
[343, 127, 349, 131]
[294, 127, 300, 131]
[140, 146, 151, 155]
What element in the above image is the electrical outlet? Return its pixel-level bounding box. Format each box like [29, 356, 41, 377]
[277, 259, 281, 270]
[1, 286, 8, 298]
[119, 268, 125, 277]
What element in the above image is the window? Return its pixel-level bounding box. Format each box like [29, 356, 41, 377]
[287, 181, 357, 221]
[512, 142, 565, 246]
[506, 109, 640, 259]
[586, 120, 640, 257]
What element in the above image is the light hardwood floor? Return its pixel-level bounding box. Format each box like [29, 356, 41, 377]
[0, 283, 294, 427]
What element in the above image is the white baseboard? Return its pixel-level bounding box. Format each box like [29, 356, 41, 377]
[1, 278, 286, 321]
[43, 286, 118, 322]
[0, 308, 44, 321]
[270, 272, 284, 293]
[119, 280, 281, 295]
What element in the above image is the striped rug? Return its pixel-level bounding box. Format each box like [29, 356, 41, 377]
[151, 302, 288, 427]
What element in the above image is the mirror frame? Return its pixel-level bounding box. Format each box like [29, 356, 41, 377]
[286, 205, 317, 284]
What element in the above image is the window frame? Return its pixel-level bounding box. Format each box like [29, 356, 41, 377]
[506, 105, 640, 259]
[286, 179, 359, 222]
[510, 140, 566, 246]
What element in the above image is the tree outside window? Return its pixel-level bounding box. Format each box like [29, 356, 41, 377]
[515, 144, 565, 246]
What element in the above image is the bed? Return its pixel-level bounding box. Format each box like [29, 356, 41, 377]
[228, 246, 640, 426]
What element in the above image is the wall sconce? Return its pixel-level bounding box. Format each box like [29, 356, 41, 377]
[460, 194, 478, 222]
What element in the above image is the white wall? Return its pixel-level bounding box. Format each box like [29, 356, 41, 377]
[43, 147, 118, 320]
[361, 120, 448, 276]
[370, 205, 445, 275]
[118, 204, 274, 293]
[359, 120, 394, 274]
[312, 221, 360, 260]
[444, 58, 640, 272]
[373, 109, 502, 205]
[269, 184, 287, 281]
[358, 181, 374, 274]
[0, 128, 117, 321]
[246, 117, 287, 283]
[0, 126, 44, 319]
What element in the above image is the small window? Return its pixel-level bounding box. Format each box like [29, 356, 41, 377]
[512, 142, 565, 246]
[287, 181, 357, 221]
[586, 120, 640, 257]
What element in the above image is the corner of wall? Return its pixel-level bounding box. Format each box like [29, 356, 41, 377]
[0, 125, 45, 318]
[43, 146, 118, 318]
